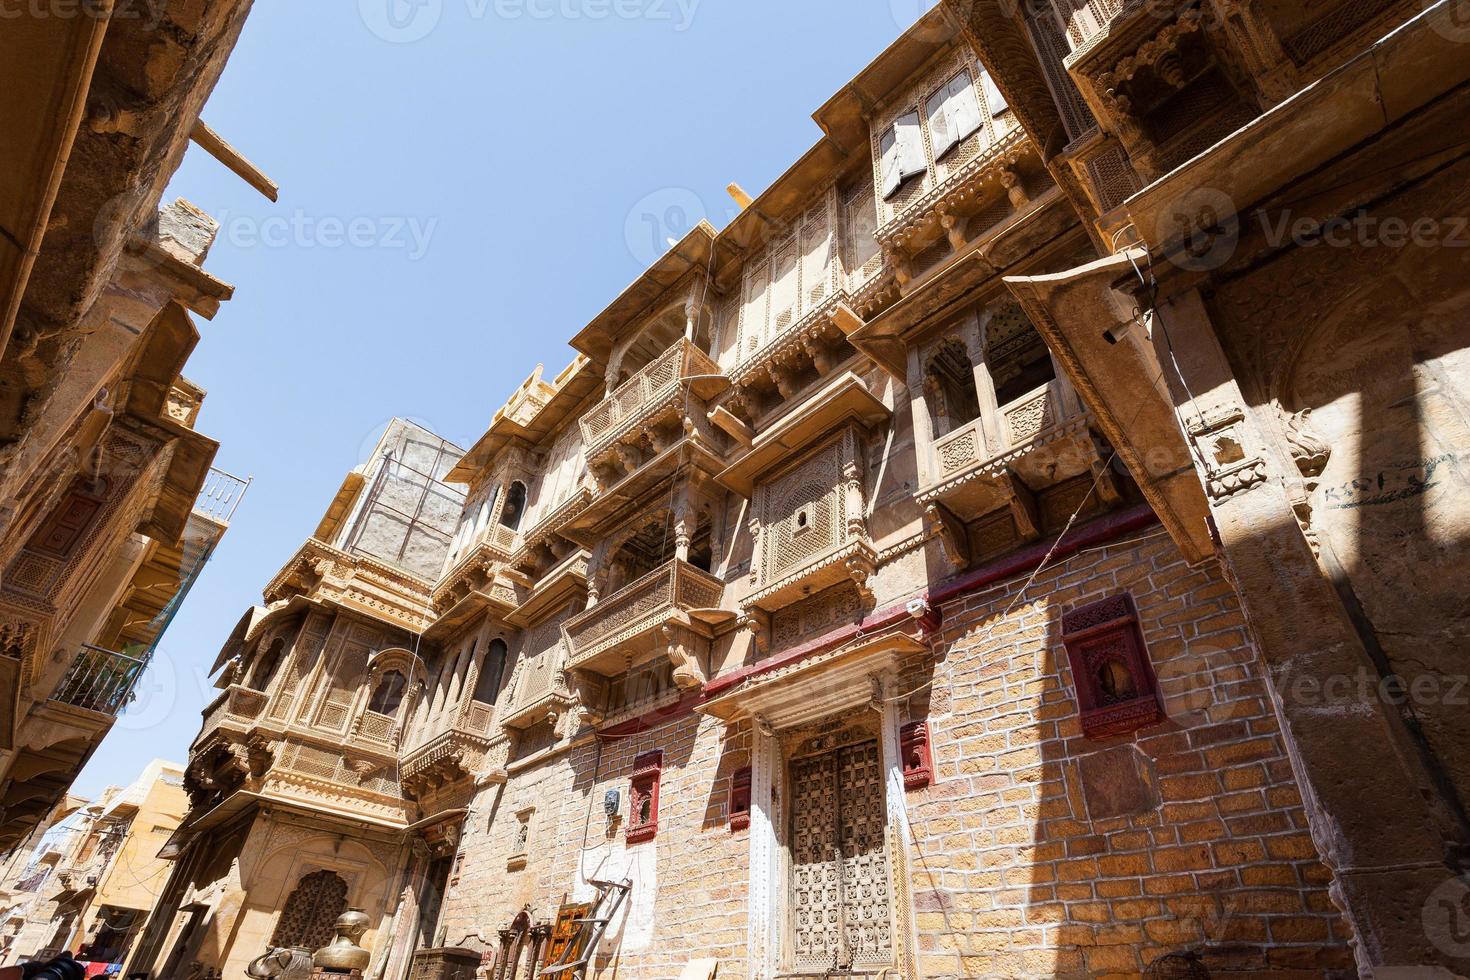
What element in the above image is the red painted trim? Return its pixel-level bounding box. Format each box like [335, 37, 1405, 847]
[927, 503, 1160, 607]
[703, 602, 920, 698]
[699, 504, 1162, 700]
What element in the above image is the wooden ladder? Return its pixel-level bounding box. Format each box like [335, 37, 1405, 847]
[539, 877, 632, 980]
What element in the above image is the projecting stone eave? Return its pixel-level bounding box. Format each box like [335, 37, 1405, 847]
[446, 356, 602, 485]
[569, 221, 719, 367]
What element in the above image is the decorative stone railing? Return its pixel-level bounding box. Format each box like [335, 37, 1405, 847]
[1049, 0, 1129, 51]
[928, 382, 1087, 485]
[263, 538, 437, 633]
[195, 684, 269, 744]
[579, 339, 721, 455]
[563, 559, 725, 675]
[875, 128, 1034, 266]
[354, 709, 399, 746]
[50, 644, 148, 717]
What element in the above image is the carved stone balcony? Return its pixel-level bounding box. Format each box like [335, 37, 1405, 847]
[716, 297, 865, 437]
[741, 426, 877, 617]
[496, 667, 576, 732]
[918, 380, 1115, 566]
[399, 726, 499, 800]
[505, 548, 589, 629]
[581, 338, 724, 453]
[874, 128, 1040, 284]
[264, 537, 437, 633]
[562, 559, 727, 687]
[426, 536, 521, 640]
[193, 683, 269, 748]
[577, 341, 729, 511]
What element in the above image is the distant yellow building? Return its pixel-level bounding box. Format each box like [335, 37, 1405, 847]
[0, 760, 186, 973]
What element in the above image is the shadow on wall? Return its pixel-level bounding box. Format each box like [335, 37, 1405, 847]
[902, 528, 1353, 976]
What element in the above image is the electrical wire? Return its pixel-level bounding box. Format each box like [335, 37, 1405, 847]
[878, 357, 1174, 708]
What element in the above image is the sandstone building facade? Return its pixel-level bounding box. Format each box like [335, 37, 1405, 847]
[0, 0, 263, 858]
[136, 0, 1468, 977]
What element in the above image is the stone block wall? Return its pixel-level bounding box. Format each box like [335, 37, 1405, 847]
[903, 525, 1354, 978]
[439, 524, 1352, 979]
[444, 713, 752, 977]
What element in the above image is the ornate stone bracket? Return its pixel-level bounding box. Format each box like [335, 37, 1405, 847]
[1190, 409, 1269, 500]
[661, 623, 708, 690]
[924, 502, 970, 571]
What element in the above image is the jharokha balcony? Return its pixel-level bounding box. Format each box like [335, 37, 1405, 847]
[918, 374, 1117, 568]
[578, 339, 727, 495]
[875, 127, 1042, 285]
[193, 683, 269, 748]
[562, 558, 728, 689]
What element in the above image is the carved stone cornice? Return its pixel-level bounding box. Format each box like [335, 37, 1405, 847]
[262, 537, 435, 632]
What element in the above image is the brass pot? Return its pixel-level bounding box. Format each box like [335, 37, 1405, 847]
[313, 908, 371, 971]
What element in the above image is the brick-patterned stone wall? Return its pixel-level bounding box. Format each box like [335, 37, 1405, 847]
[441, 713, 752, 977]
[903, 525, 1354, 978]
[436, 524, 1351, 980]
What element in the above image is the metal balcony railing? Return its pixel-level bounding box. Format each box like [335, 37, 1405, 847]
[50, 644, 147, 716]
[194, 466, 251, 525]
[579, 339, 721, 454]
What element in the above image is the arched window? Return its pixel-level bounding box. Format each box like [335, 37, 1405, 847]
[500, 482, 527, 531]
[248, 637, 286, 691]
[985, 303, 1056, 407]
[474, 640, 508, 704]
[270, 869, 347, 951]
[924, 339, 982, 439]
[368, 670, 407, 714]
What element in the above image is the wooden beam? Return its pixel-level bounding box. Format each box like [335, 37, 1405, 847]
[190, 119, 279, 202]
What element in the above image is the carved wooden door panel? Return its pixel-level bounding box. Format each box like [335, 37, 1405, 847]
[788, 738, 892, 973]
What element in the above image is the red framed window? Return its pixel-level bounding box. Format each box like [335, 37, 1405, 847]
[728, 767, 752, 831]
[626, 750, 663, 844]
[1061, 594, 1166, 739]
[899, 721, 933, 790]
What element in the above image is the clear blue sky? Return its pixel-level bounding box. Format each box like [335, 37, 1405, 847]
[74, 0, 935, 796]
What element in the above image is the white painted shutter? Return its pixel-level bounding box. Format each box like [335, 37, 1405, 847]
[895, 111, 926, 183]
[981, 70, 1008, 116]
[879, 126, 902, 200]
[926, 87, 956, 160]
[949, 71, 984, 143]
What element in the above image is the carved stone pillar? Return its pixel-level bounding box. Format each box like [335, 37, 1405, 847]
[842, 460, 865, 538]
